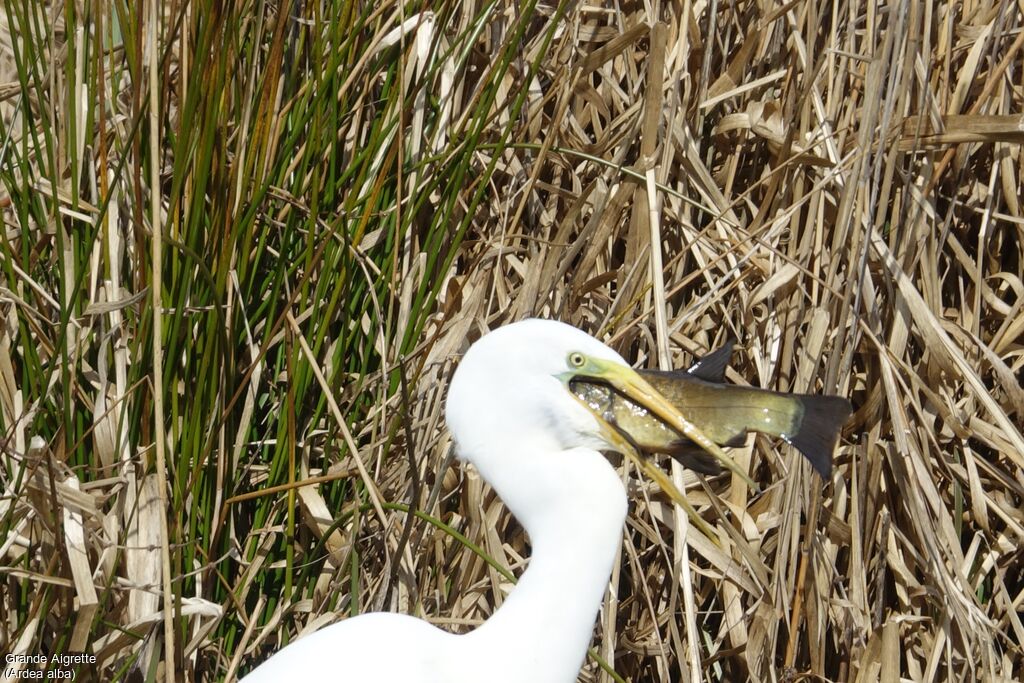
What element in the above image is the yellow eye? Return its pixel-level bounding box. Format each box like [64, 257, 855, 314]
[568, 352, 586, 369]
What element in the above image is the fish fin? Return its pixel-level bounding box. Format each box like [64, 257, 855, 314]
[638, 340, 735, 383]
[662, 439, 724, 476]
[785, 396, 853, 479]
[722, 432, 747, 448]
[686, 340, 735, 382]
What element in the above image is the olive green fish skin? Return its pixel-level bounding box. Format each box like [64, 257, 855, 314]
[571, 378, 801, 451]
[570, 351, 852, 478]
[639, 374, 805, 446]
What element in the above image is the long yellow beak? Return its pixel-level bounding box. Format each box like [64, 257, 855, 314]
[586, 406, 718, 540]
[570, 356, 759, 492]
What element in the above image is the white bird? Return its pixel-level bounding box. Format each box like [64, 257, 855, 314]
[242, 318, 723, 683]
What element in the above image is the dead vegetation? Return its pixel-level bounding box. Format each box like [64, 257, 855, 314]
[0, 0, 1021, 681]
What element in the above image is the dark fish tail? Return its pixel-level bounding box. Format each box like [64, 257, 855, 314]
[786, 395, 852, 478]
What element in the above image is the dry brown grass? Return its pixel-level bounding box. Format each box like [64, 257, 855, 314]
[1, 0, 1022, 681]
[391, 2, 1024, 681]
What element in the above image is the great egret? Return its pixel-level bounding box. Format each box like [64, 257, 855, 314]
[241, 319, 829, 681]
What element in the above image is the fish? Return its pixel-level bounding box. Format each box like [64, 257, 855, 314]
[570, 341, 852, 478]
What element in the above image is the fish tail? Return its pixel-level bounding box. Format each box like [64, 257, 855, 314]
[787, 396, 852, 479]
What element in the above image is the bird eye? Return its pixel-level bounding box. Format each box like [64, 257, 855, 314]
[568, 352, 586, 368]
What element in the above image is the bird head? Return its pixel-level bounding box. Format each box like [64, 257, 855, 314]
[445, 319, 756, 492]
[445, 319, 630, 460]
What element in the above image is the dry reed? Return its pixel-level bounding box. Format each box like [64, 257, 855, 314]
[0, 1, 1021, 682]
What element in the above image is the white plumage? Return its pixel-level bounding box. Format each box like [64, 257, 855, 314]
[243, 319, 675, 682]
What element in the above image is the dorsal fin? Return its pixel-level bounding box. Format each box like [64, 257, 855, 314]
[685, 340, 735, 382]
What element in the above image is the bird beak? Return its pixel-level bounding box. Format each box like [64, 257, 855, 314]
[571, 358, 758, 492]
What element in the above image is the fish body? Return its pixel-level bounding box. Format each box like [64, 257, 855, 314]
[570, 342, 852, 478]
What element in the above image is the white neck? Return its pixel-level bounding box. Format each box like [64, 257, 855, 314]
[460, 445, 628, 683]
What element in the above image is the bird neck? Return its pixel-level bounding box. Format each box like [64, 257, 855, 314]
[463, 446, 628, 682]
